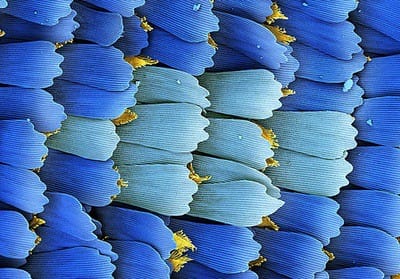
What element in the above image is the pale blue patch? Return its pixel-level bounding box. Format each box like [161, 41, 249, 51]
[46, 116, 119, 161]
[343, 79, 354, 92]
[117, 103, 209, 153]
[266, 149, 352, 196]
[197, 118, 274, 170]
[259, 111, 357, 159]
[134, 66, 210, 109]
[115, 164, 198, 216]
[189, 180, 284, 227]
[199, 69, 282, 119]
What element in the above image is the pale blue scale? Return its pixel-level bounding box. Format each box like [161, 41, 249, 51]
[134, 66, 211, 109]
[113, 142, 193, 166]
[115, 164, 198, 216]
[199, 69, 282, 119]
[259, 111, 357, 159]
[189, 180, 284, 227]
[193, 154, 281, 198]
[197, 118, 274, 170]
[117, 103, 209, 153]
[46, 116, 119, 161]
[266, 149, 352, 196]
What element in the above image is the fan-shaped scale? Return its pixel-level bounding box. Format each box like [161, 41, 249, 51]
[72, 2, 123, 46]
[213, 0, 272, 23]
[213, 11, 287, 70]
[49, 80, 136, 120]
[38, 192, 97, 241]
[294, 42, 366, 83]
[2, 0, 73, 26]
[360, 55, 400, 98]
[0, 11, 78, 43]
[39, 149, 120, 206]
[33, 226, 116, 260]
[327, 226, 400, 276]
[94, 206, 175, 259]
[279, 0, 358, 23]
[114, 15, 148, 56]
[197, 118, 273, 170]
[280, 77, 363, 114]
[271, 191, 343, 245]
[266, 149, 352, 196]
[0, 41, 63, 88]
[170, 218, 261, 274]
[192, 154, 281, 198]
[110, 241, 170, 279]
[351, 0, 400, 42]
[46, 116, 119, 161]
[270, 45, 299, 88]
[117, 103, 209, 153]
[141, 28, 216, 76]
[115, 164, 198, 216]
[356, 24, 400, 56]
[0, 87, 66, 133]
[279, 5, 361, 60]
[0, 120, 47, 169]
[137, 0, 218, 42]
[23, 247, 115, 278]
[0, 211, 36, 259]
[134, 66, 210, 109]
[347, 146, 400, 194]
[189, 180, 283, 227]
[57, 44, 133, 91]
[259, 111, 357, 159]
[254, 229, 329, 279]
[0, 165, 48, 213]
[337, 190, 400, 237]
[198, 69, 282, 119]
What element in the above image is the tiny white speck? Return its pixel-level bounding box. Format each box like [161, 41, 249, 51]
[193, 4, 201, 11]
[343, 79, 354, 92]
[366, 119, 373, 126]
[256, 44, 261, 49]
[302, 2, 308, 6]
[238, 135, 243, 140]
[33, 10, 38, 14]
[176, 79, 182, 85]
